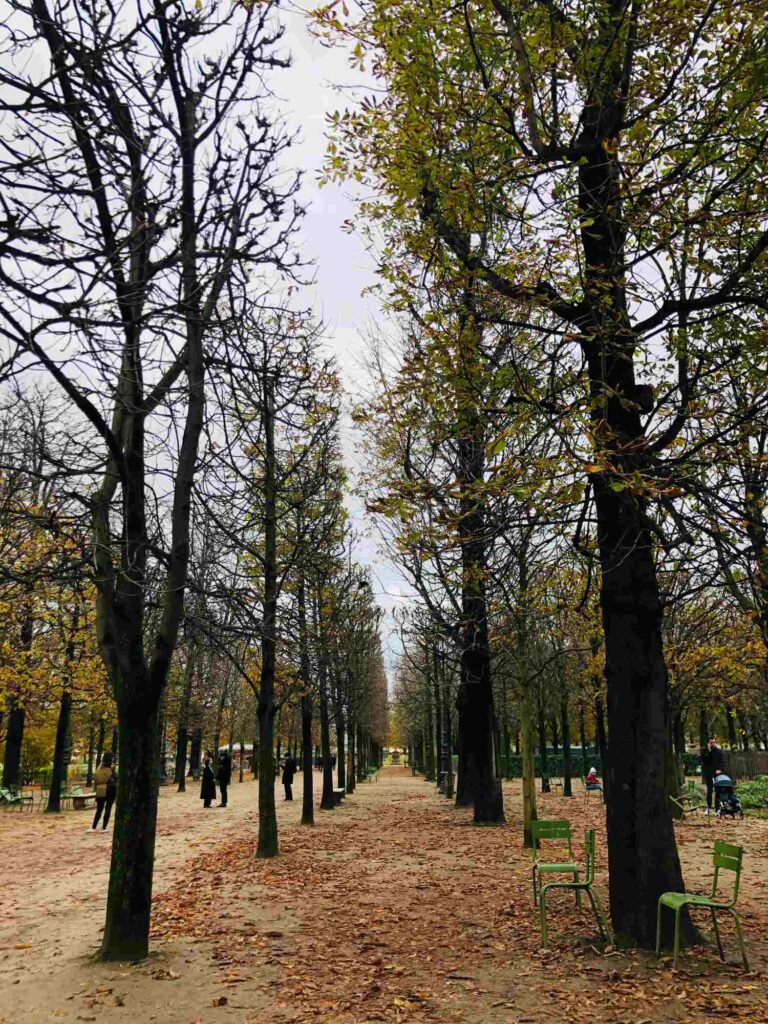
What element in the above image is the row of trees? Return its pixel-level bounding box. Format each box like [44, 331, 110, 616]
[0, 0, 387, 963]
[318, 0, 768, 946]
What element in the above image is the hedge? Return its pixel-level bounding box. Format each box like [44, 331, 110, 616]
[499, 751, 703, 779]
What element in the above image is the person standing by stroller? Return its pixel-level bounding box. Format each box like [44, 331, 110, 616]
[91, 752, 117, 833]
[282, 753, 297, 801]
[200, 754, 217, 808]
[217, 750, 232, 808]
[701, 737, 725, 813]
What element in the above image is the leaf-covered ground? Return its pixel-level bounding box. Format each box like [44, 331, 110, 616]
[1, 767, 766, 1023]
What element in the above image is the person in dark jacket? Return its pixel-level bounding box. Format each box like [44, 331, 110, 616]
[200, 755, 217, 808]
[701, 737, 725, 812]
[91, 751, 117, 832]
[282, 754, 297, 801]
[217, 751, 232, 808]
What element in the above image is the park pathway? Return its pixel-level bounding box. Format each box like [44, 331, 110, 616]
[1, 767, 767, 1024]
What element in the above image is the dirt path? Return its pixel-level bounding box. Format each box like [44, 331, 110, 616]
[1, 768, 766, 1024]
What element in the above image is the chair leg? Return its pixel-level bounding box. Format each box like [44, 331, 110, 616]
[539, 887, 549, 948]
[587, 886, 608, 941]
[728, 910, 749, 972]
[710, 907, 724, 962]
[573, 870, 581, 907]
[655, 900, 663, 957]
[673, 908, 682, 970]
[532, 865, 538, 907]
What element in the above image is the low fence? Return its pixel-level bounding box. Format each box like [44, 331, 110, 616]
[726, 750, 768, 780]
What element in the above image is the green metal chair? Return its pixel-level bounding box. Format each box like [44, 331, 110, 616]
[656, 840, 749, 970]
[530, 819, 580, 908]
[670, 780, 708, 821]
[0, 787, 23, 810]
[539, 830, 609, 947]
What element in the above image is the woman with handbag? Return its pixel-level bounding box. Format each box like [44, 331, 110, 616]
[91, 751, 117, 832]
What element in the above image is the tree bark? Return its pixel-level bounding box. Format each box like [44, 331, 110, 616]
[561, 692, 572, 798]
[46, 688, 72, 813]
[537, 698, 551, 794]
[335, 707, 347, 792]
[175, 643, 197, 791]
[347, 721, 356, 794]
[454, 682, 473, 806]
[100, 702, 160, 960]
[86, 723, 96, 788]
[1, 703, 25, 789]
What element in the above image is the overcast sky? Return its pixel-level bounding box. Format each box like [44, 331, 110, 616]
[278, 6, 413, 672]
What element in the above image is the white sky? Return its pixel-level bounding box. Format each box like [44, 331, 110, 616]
[279, 7, 413, 670]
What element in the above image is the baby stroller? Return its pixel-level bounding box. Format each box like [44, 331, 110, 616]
[713, 772, 744, 819]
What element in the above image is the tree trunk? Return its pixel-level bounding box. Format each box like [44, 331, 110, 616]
[335, 708, 347, 791]
[698, 709, 709, 751]
[301, 695, 314, 825]
[595, 697, 608, 797]
[1, 703, 25, 789]
[175, 645, 197, 791]
[100, 703, 160, 960]
[454, 683, 473, 806]
[456, 322, 503, 823]
[347, 721, 356, 794]
[46, 688, 72, 813]
[537, 698, 550, 794]
[424, 699, 435, 781]
[726, 706, 737, 749]
[595, 475, 689, 946]
[579, 703, 588, 778]
[550, 716, 559, 755]
[319, 684, 334, 810]
[433, 655, 442, 789]
[520, 688, 538, 848]
[561, 693, 572, 797]
[188, 728, 201, 777]
[256, 703, 277, 857]
[86, 724, 96, 788]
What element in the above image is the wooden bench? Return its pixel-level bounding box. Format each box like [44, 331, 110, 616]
[332, 787, 346, 806]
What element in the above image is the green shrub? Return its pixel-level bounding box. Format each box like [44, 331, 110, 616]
[737, 775, 768, 809]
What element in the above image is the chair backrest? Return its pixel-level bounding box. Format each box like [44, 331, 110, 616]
[582, 830, 597, 884]
[531, 819, 572, 856]
[712, 840, 743, 905]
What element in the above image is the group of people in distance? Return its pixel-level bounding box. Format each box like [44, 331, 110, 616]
[200, 748, 327, 807]
[200, 750, 232, 808]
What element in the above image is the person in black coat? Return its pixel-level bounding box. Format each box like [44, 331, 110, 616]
[217, 751, 232, 808]
[282, 754, 297, 801]
[200, 755, 217, 808]
[700, 737, 725, 812]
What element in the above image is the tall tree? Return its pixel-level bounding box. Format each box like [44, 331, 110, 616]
[0, 0, 299, 958]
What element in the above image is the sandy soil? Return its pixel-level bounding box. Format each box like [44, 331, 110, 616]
[0, 768, 766, 1024]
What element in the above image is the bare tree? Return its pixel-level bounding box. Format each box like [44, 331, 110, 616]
[0, 0, 300, 959]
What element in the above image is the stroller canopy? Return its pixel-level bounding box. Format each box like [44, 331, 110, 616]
[713, 773, 733, 787]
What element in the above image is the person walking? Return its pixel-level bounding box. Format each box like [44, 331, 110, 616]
[282, 753, 297, 801]
[217, 750, 232, 808]
[91, 752, 117, 833]
[701, 737, 725, 813]
[200, 754, 217, 808]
